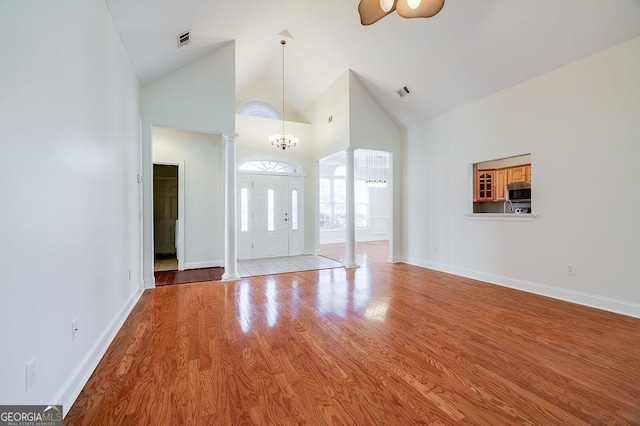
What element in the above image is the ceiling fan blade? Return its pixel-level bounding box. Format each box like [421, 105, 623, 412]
[358, 0, 397, 26]
[396, 0, 444, 19]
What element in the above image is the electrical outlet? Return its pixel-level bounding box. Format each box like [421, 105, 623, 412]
[566, 264, 575, 275]
[72, 319, 78, 341]
[26, 358, 36, 390]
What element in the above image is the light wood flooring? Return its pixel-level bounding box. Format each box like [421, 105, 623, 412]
[65, 241, 640, 424]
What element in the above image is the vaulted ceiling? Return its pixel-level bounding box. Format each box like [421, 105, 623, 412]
[106, 0, 640, 128]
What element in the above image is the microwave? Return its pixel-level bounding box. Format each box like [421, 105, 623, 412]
[506, 182, 531, 202]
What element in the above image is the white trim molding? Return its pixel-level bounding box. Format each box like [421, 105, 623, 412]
[55, 287, 144, 417]
[184, 260, 224, 270]
[403, 256, 640, 319]
[464, 213, 538, 221]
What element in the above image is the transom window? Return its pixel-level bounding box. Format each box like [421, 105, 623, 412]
[239, 160, 300, 174]
[237, 101, 282, 120]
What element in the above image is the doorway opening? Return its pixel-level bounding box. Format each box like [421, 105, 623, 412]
[153, 164, 179, 271]
[318, 149, 391, 262]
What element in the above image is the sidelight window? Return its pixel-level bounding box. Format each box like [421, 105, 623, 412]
[240, 188, 249, 232]
[291, 189, 298, 230]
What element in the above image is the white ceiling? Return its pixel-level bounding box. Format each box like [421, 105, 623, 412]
[105, 0, 640, 128]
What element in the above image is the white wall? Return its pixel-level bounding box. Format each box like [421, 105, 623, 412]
[301, 71, 401, 254]
[304, 71, 351, 160]
[402, 36, 640, 317]
[0, 0, 142, 412]
[142, 43, 236, 287]
[153, 128, 224, 268]
[348, 72, 402, 260]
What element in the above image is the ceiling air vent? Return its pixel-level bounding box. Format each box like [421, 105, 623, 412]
[177, 30, 190, 48]
[397, 85, 411, 98]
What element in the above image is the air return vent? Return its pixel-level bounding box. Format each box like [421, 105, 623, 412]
[397, 85, 411, 98]
[177, 30, 190, 48]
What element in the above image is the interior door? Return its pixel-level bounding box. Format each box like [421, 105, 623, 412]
[153, 177, 178, 254]
[253, 175, 289, 258]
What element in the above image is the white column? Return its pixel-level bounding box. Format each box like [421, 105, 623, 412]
[222, 133, 240, 281]
[344, 147, 358, 268]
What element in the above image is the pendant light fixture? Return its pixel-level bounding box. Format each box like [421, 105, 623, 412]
[269, 40, 298, 150]
[365, 151, 388, 188]
[358, 0, 445, 25]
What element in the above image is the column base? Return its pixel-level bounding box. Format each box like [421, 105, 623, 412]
[343, 262, 359, 269]
[222, 272, 241, 281]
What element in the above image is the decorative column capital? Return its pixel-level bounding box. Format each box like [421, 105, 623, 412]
[223, 133, 239, 144]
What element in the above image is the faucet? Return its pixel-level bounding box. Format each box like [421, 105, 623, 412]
[504, 200, 514, 213]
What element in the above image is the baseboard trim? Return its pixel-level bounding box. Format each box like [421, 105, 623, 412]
[183, 260, 223, 270]
[319, 236, 390, 245]
[144, 278, 155, 289]
[402, 256, 640, 319]
[57, 286, 144, 417]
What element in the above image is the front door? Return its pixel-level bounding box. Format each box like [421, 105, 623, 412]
[253, 175, 288, 258]
[237, 174, 304, 259]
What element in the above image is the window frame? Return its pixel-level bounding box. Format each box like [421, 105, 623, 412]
[319, 166, 370, 230]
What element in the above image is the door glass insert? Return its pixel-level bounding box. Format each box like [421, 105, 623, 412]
[267, 189, 275, 231]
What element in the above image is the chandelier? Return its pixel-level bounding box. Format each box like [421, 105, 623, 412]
[358, 0, 445, 26]
[365, 151, 388, 188]
[269, 40, 298, 150]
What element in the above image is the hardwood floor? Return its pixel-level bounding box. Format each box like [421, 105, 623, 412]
[154, 267, 224, 286]
[66, 243, 640, 425]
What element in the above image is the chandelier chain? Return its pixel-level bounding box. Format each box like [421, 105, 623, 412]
[269, 38, 298, 150]
[281, 40, 285, 134]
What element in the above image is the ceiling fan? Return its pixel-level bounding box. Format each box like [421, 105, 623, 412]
[358, 0, 445, 25]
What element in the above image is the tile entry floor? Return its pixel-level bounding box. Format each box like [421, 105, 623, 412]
[237, 255, 342, 278]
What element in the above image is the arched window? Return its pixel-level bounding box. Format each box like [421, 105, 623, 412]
[237, 101, 282, 120]
[238, 160, 301, 175]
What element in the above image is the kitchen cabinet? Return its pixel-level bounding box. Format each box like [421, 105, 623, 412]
[508, 166, 527, 184]
[476, 170, 495, 201]
[495, 169, 507, 201]
[474, 164, 531, 203]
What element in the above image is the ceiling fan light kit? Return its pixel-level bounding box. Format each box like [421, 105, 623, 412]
[358, 0, 444, 25]
[396, 0, 444, 18]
